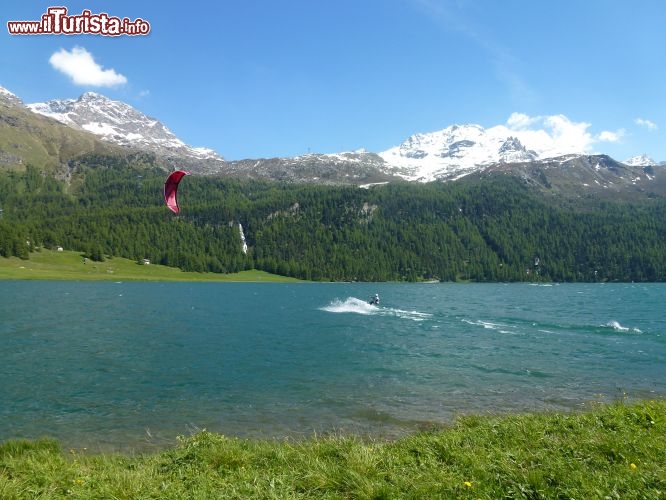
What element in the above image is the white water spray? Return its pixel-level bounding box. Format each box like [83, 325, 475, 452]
[320, 297, 432, 322]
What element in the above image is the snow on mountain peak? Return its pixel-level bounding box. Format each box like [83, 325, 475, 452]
[26, 92, 223, 162]
[623, 154, 658, 167]
[80, 91, 104, 99]
[498, 136, 538, 163]
[0, 85, 17, 98]
[379, 123, 545, 181]
[0, 85, 23, 106]
[377, 113, 615, 181]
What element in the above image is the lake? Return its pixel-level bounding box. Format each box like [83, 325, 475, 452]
[1, 281, 664, 452]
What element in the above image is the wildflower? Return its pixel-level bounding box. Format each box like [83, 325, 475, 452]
[630, 463, 637, 470]
[464, 481, 473, 488]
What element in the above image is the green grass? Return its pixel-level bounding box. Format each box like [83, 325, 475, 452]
[0, 100, 120, 172]
[0, 400, 663, 499]
[0, 249, 301, 282]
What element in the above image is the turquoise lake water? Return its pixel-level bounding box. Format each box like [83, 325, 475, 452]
[1, 281, 664, 452]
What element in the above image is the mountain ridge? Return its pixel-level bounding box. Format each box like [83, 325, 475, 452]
[2, 84, 665, 198]
[0, 85, 136, 181]
[27, 92, 222, 160]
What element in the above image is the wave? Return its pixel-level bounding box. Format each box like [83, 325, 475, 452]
[320, 297, 432, 322]
[461, 318, 521, 335]
[461, 317, 643, 336]
[603, 320, 642, 334]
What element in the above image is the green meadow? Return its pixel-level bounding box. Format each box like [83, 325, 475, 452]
[0, 249, 300, 282]
[0, 400, 663, 499]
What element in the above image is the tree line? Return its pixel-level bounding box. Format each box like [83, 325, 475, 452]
[1, 162, 665, 282]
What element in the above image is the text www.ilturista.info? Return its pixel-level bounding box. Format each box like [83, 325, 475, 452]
[7, 7, 150, 36]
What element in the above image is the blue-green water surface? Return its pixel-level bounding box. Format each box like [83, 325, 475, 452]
[1, 281, 664, 451]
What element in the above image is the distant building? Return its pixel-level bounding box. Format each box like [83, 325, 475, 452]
[141, 258, 151, 265]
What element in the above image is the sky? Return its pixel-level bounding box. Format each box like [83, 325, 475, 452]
[2, 0, 665, 161]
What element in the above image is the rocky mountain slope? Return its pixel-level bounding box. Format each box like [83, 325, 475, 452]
[471, 154, 666, 201]
[26, 91, 225, 174]
[223, 151, 400, 185]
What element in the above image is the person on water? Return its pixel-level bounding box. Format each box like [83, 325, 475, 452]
[369, 293, 380, 305]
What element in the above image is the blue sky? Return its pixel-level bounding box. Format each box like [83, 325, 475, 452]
[2, 0, 665, 161]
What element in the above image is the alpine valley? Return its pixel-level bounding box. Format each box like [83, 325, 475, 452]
[2, 84, 666, 282]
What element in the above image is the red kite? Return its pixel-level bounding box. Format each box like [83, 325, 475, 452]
[164, 170, 188, 214]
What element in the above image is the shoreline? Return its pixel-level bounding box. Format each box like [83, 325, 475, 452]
[6, 394, 662, 457]
[3, 251, 664, 284]
[1, 399, 663, 498]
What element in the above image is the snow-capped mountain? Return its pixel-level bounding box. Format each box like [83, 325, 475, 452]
[0, 85, 23, 107]
[27, 92, 224, 163]
[623, 154, 658, 167]
[378, 124, 572, 182]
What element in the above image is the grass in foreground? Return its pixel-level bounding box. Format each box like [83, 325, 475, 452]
[0, 400, 663, 499]
[0, 249, 300, 282]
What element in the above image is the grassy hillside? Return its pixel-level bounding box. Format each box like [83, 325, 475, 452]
[0, 249, 299, 282]
[0, 400, 663, 498]
[0, 100, 122, 174]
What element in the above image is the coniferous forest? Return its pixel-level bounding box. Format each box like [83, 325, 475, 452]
[1, 161, 665, 282]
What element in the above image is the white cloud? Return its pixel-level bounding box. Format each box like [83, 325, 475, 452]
[49, 46, 127, 87]
[634, 118, 658, 131]
[502, 113, 624, 157]
[505, 112, 538, 130]
[597, 129, 625, 142]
